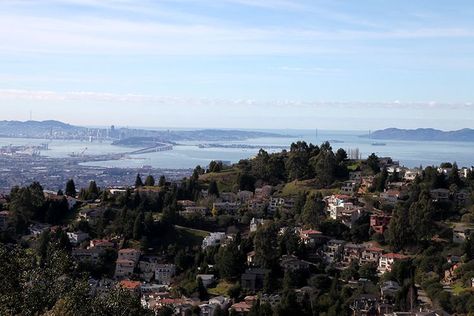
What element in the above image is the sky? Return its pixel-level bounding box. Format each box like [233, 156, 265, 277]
[0, 0, 473, 130]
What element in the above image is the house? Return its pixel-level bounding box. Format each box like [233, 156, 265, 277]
[119, 280, 141, 293]
[181, 206, 208, 216]
[199, 303, 218, 316]
[202, 232, 226, 249]
[241, 269, 269, 291]
[247, 251, 256, 266]
[78, 208, 105, 224]
[196, 274, 215, 287]
[378, 253, 409, 274]
[360, 246, 384, 265]
[177, 200, 196, 208]
[326, 195, 364, 227]
[323, 239, 346, 263]
[453, 224, 474, 243]
[209, 296, 231, 309]
[280, 255, 310, 272]
[67, 231, 89, 245]
[443, 263, 461, 285]
[237, 190, 254, 203]
[44, 191, 78, 210]
[268, 197, 295, 214]
[155, 264, 176, 285]
[370, 214, 391, 234]
[338, 207, 365, 228]
[430, 189, 450, 202]
[254, 186, 272, 199]
[212, 202, 240, 215]
[380, 190, 400, 205]
[455, 190, 470, 205]
[0, 211, 10, 231]
[380, 281, 401, 301]
[200, 297, 231, 316]
[229, 296, 257, 315]
[29, 223, 51, 236]
[118, 248, 141, 263]
[89, 239, 114, 249]
[260, 294, 281, 307]
[247, 198, 267, 212]
[220, 192, 237, 202]
[349, 171, 363, 183]
[250, 218, 265, 233]
[404, 169, 421, 181]
[72, 247, 105, 264]
[299, 229, 323, 245]
[342, 243, 365, 267]
[115, 259, 136, 278]
[138, 256, 159, 282]
[349, 294, 379, 316]
[341, 181, 358, 195]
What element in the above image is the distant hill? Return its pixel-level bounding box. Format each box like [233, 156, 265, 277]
[363, 128, 474, 142]
[0, 120, 287, 142]
[0, 120, 83, 137]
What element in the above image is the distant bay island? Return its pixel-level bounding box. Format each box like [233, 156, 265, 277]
[362, 128, 474, 142]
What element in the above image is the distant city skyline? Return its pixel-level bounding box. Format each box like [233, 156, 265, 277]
[0, 0, 473, 129]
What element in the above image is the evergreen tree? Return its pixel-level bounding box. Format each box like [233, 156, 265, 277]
[335, 148, 348, 163]
[254, 223, 279, 270]
[135, 174, 144, 188]
[158, 175, 166, 187]
[388, 205, 411, 251]
[302, 193, 325, 228]
[196, 277, 208, 301]
[144, 175, 155, 187]
[87, 181, 99, 200]
[208, 181, 219, 197]
[367, 153, 381, 173]
[65, 179, 76, 197]
[133, 212, 144, 240]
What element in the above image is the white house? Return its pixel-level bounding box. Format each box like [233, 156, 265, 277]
[202, 232, 226, 249]
[196, 274, 215, 287]
[67, 231, 89, 245]
[378, 253, 408, 274]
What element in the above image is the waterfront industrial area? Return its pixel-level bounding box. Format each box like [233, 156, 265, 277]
[0, 143, 190, 193]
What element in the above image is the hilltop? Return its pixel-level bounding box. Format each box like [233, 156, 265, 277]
[363, 128, 474, 142]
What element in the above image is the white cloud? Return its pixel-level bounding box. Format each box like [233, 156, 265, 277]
[0, 89, 471, 110]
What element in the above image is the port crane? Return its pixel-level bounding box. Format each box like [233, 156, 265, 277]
[69, 147, 88, 157]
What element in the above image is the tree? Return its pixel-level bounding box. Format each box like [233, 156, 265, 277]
[133, 212, 144, 240]
[311, 150, 337, 187]
[209, 161, 223, 173]
[135, 174, 144, 188]
[65, 179, 76, 197]
[238, 173, 256, 192]
[449, 162, 463, 187]
[388, 205, 411, 251]
[208, 181, 219, 197]
[302, 193, 325, 228]
[196, 277, 208, 301]
[367, 153, 380, 174]
[216, 241, 244, 279]
[335, 148, 348, 163]
[144, 175, 155, 187]
[254, 223, 279, 270]
[86, 181, 99, 200]
[158, 175, 166, 187]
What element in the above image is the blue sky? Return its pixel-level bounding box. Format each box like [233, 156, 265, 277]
[0, 0, 473, 129]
